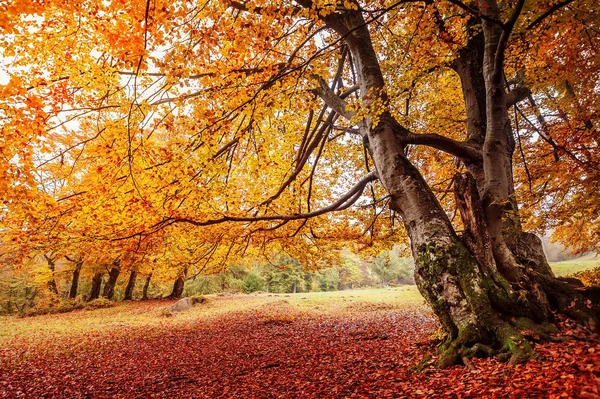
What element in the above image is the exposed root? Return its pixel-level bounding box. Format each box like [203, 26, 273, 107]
[534, 273, 600, 333]
[436, 319, 537, 368]
[408, 355, 434, 374]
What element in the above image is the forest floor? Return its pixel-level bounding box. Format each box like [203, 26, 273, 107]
[0, 287, 599, 399]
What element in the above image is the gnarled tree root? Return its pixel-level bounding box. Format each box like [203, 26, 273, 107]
[436, 317, 556, 368]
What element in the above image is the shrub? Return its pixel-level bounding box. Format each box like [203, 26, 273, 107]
[85, 297, 114, 310]
[190, 295, 212, 305]
[19, 297, 87, 317]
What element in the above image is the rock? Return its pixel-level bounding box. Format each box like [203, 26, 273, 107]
[169, 297, 193, 313]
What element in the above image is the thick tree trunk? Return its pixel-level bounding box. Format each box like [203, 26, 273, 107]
[169, 277, 185, 299]
[102, 263, 121, 300]
[318, 4, 599, 368]
[124, 270, 137, 300]
[265, 280, 270, 293]
[168, 268, 188, 299]
[69, 261, 83, 299]
[292, 281, 297, 294]
[88, 272, 103, 301]
[142, 273, 152, 300]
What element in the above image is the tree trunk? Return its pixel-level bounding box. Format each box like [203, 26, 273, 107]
[142, 273, 152, 300]
[317, 4, 599, 368]
[102, 263, 121, 300]
[124, 270, 137, 300]
[292, 281, 297, 294]
[168, 277, 185, 299]
[88, 272, 103, 301]
[265, 280, 270, 293]
[168, 268, 188, 299]
[44, 255, 59, 295]
[69, 261, 83, 299]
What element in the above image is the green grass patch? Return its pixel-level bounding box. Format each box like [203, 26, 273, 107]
[550, 257, 600, 277]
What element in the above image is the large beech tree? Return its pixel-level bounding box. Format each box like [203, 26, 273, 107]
[1, 0, 599, 365]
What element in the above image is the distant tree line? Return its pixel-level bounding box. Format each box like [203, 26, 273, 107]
[0, 246, 415, 315]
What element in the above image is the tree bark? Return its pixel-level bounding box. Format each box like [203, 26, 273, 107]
[310, 2, 599, 367]
[102, 261, 121, 300]
[44, 255, 59, 296]
[124, 270, 137, 300]
[69, 261, 83, 299]
[88, 272, 103, 302]
[168, 268, 188, 299]
[142, 273, 152, 300]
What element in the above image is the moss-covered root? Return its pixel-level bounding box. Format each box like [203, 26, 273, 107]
[437, 328, 483, 368]
[495, 323, 535, 365]
[511, 317, 558, 341]
[437, 321, 537, 368]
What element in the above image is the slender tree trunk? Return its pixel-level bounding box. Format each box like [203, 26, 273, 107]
[88, 272, 103, 301]
[102, 262, 121, 300]
[292, 281, 297, 294]
[124, 270, 137, 300]
[142, 273, 152, 300]
[265, 280, 270, 293]
[69, 261, 83, 299]
[44, 255, 59, 295]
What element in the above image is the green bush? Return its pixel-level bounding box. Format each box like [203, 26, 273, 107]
[318, 268, 340, 291]
[242, 273, 264, 293]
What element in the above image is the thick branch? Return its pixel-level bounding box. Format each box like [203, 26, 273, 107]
[400, 133, 482, 161]
[313, 76, 355, 120]
[505, 86, 531, 108]
[494, 0, 526, 79]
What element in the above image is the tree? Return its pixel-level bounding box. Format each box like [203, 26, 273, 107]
[65, 254, 84, 299]
[388, 245, 414, 285]
[1, 0, 598, 366]
[337, 250, 363, 289]
[370, 252, 397, 288]
[242, 272, 265, 293]
[123, 269, 138, 300]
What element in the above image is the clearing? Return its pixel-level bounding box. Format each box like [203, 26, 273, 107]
[1, 287, 598, 398]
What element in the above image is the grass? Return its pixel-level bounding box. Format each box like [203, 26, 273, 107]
[549, 255, 599, 277]
[0, 286, 424, 350]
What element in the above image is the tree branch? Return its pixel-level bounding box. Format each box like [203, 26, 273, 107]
[113, 172, 379, 240]
[313, 75, 355, 120]
[494, 0, 526, 79]
[505, 86, 531, 108]
[446, 0, 505, 27]
[400, 133, 482, 161]
[526, 0, 575, 30]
